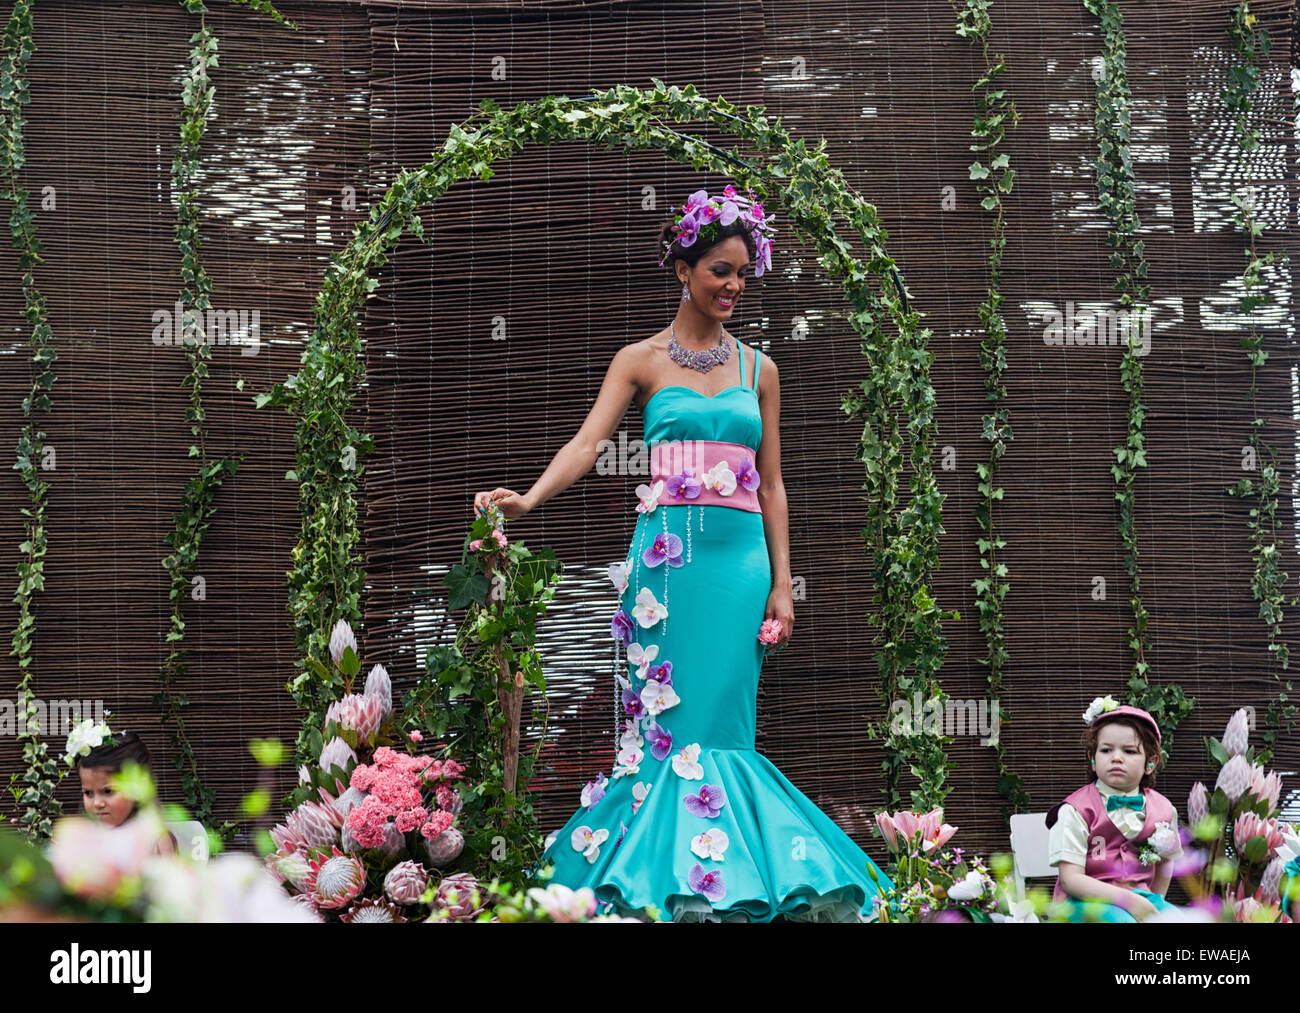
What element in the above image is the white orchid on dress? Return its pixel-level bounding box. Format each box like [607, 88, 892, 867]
[632, 781, 652, 814]
[691, 828, 729, 861]
[626, 642, 659, 679]
[619, 720, 644, 752]
[640, 680, 680, 716]
[635, 480, 664, 514]
[608, 560, 631, 594]
[631, 587, 668, 628]
[701, 461, 737, 496]
[571, 826, 609, 864]
[614, 743, 644, 779]
[672, 743, 704, 780]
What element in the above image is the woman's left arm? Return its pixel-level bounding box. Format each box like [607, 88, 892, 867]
[755, 353, 793, 646]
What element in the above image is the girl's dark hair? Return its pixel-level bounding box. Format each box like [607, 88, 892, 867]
[1082, 716, 1160, 788]
[78, 729, 152, 774]
[658, 217, 756, 270]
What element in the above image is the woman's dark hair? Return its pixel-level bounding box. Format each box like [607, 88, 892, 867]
[78, 729, 152, 774]
[1082, 715, 1160, 788]
[658, 217, 756, 271]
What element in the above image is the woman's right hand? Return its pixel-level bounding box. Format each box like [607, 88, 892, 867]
[473, 487, 532, 520]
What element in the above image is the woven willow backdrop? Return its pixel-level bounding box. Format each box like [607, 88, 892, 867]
[0, 0, 1297, 865]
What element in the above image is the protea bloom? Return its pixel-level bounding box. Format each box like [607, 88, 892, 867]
[1187, 782, 1209, 826]
[1260, 857, 1286, 903]
[319, 736, 358, 774]
[1248, 766, 1282, 815]
[303, 847, 365, 910]
[384, 861, 431, 906]
[329, 619, 358, 667]
[1233, 812, 1284, 861]
[320, 785, 366, 823]
[364, 664, 392, 717]
[1215, 754, 1252, 803]
[269, 813, 307, 853]
[1221, 708, 1251, 757]
[293, 800, 341, 848]
[266, 848, 313, 891]
[430, 872, 484, 921]
[424, 827, 465, 868]
[340, 897, 407, 923]
[326, 693, 385, 742]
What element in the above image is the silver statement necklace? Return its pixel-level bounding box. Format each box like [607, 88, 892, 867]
[667, 321, 731, 374]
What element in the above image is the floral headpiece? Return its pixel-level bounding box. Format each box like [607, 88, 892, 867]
[1081, 696, 1161, 751]
[660, 185, 776, 278]
[63, 714, 117, 767]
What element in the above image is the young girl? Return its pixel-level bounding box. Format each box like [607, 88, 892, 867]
[76, 729, 177, 855]
[1045, 697, 1180, 922]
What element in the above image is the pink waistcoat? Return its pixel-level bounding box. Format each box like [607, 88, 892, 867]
[1045, 783, 1174, 901]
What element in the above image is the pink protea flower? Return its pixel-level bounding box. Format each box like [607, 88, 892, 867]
[364, 663, 392, 717]
[319, 736, 357, 774]
[303, 847, 365, 910]
[757, 618, 783, 645]
[424, 827, 465, 868]
[1256, 770, 1282, 816]
[293, 800, 342, 848]
[1187, 782, 1209, 826]
[384, 860, 431, 906]
[328, 619, 358, 667]
[1260, 857, 1286, 903]
[1215, 754, 1252, 803]
[1233, 812, 1284, 861]
[266, 847, 313, 891]
[341, 897, 408, 923]
[874, 811, 899, 852]
[326, 693, 385, 743]
[430, 872, 484, 921]
[1221, 708, 1251, 757]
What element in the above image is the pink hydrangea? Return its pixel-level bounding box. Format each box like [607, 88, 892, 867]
[394, 807, 430, 834]
[350, 763, 378, 792]
[421, 810, 455, 840]
[345, 795, 393, 849]
[436, 784, 459, 811]
[409, 730, 424, 743]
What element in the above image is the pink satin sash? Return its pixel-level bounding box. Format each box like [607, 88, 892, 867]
[645, 439, 761, 513]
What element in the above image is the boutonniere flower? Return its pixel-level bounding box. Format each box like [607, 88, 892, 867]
[626, 642, 658, 680]
[1082, 695, 1120, 724]
[636, 480, 664, 513]
[688, 863, 726, 903]
[643, 532, 684, 568]
[666, 467, 702, 500]
[611, 608, 634, 646]
[702, 461, 737, 496]
[571, 825, 608, 864]
[1140, 821, 1182, 865]
[631, 587, 668, 628]
[645, 720, 673, 761]
[734, 457, 759, 492]
[691, 828, 729, 861]
[640, 679, 680, 716]
[580, 772, 608, 810]
[672, 743, 704, 780]
[608, 560, 631, 594]
[684, 783, 727, 818]
[631, 780, 652, 815]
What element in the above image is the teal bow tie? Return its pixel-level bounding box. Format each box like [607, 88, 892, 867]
[1106, 794, 1145, 812]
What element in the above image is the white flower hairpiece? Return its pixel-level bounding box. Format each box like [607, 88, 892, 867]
[63, 714, 116, 767]
[1081, 696, 1120, 725]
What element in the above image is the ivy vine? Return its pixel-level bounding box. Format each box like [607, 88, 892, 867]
[0, 0, 62, 840]
[953, 0, 1029, 819]
[1222, 2, 1294, 763]
[1084, 0, 1193, 756]
[256, 82, 953, 810]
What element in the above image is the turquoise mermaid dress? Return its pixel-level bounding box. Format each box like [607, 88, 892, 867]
[538, 339, 894, 921]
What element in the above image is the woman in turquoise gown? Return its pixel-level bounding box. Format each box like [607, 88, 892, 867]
[473, 186, 893, 921]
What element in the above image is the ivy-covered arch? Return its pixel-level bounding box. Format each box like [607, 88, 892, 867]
[258, 80, 952, 807]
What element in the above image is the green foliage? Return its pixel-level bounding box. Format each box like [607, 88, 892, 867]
[1222, 2, 1294, 763]
[1084, 0, 1192, 758]
[0, 0, 62, 840]
[952, 0, 1029, 822]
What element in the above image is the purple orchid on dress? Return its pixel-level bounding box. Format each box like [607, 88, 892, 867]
[645, 721, 673, 761]
[666, 467, 702, 500]
[734, 457, 759, 492]
[611, 608, 634, 646]
[688, 862, 726, 903]
[621, 684, 647, 722]
[643, 532, 685, 568]
[646, 660, 674, 685]
[683, 783, 727, 818]
[581, 772, 607, 811]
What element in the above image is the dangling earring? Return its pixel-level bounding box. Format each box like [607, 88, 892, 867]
[681, 281, 691, 304]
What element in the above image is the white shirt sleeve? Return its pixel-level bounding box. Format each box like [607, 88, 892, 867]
[1048, 803, 1089, 868]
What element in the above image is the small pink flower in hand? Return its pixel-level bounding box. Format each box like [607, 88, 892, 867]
[757, 619, 784, 645]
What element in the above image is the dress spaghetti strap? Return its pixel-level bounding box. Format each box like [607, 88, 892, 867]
[750, 343, 761, 391]
[733, 335, 746, 389]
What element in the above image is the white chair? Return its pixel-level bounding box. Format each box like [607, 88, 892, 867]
[166, 820, 210, 862]
[1008, 812, 1056, 900]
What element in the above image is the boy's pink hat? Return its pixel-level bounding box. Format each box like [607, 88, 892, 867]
[1089, 703, 1162, 751]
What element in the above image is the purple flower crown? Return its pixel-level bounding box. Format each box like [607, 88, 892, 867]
[659, 185, 776, 277]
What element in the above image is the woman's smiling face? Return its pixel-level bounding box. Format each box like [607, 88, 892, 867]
[679, 236, 750, 318]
